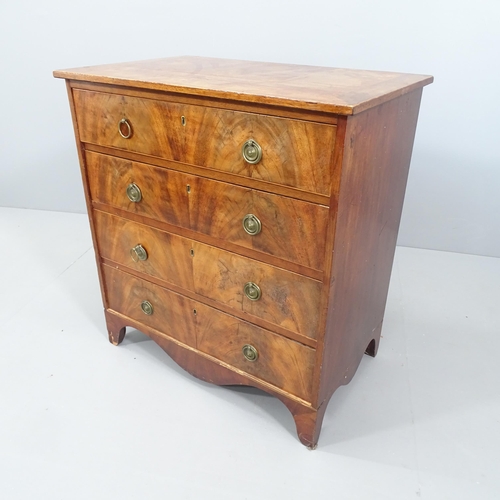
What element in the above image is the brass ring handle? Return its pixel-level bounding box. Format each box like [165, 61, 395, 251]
[242, 139, 262, 164]
[118, 118, 132, 139]
[130, 244, 148, 262]
[242, 344, 258, 362]
[242, 214, 261, 235]
[140, 300, 154, 315]
[126, 183, 142, 202]
[244, 282, 261, 301]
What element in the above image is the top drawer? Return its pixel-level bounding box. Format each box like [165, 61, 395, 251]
[72, 89, 336, 195]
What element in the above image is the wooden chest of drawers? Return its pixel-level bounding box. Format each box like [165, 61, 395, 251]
[54, 57, 432, 448]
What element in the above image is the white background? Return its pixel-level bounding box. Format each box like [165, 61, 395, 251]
[1, 0, 499, 257]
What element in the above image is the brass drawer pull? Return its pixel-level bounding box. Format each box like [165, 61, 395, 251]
[244, 282, 261, 301]
[126, 183, 142, 202]
[118, 118, 132, 139]
[140, 300, 154, 315]
[242, 344, 258, 362]
[242, 139, 262, 164]
[242, 214, 261, 235]
[130, 244, 148, 262]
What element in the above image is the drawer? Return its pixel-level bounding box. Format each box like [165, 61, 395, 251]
[86, 151, 329, 270]
[188, 174, 329, 271]
[94, 211, 323, 339]
[94, 210, 194, 290]
[102, 265, 315, 401]
[103, 264, 196, 348]
[74, 89, 336, 195]
[195, 301, 315, 402]
[191, 243, 322, 339]
[86, 151, 190, 228]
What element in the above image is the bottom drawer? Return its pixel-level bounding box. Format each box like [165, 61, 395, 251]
[104, 263, 197, 348]
[103, 265, 315, 401]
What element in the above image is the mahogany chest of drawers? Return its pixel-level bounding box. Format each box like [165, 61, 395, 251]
[54, 57, 432, 448]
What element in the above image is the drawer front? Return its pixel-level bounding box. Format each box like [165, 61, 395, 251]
[189, 175, 328, 271]
[195, 302, 315, 401]
[102, 265, 314, 401]
[191, 242, 322, 339]
[94, 210, 195, 291]
[103, 264, 196, 347]
[94, 211, 322, 339]
[86, 151, 328, 270]
[74, 89, 336, 195]
[86, 151, 190, 228]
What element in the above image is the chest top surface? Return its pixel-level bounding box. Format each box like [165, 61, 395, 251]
[54, 56, 433, 115]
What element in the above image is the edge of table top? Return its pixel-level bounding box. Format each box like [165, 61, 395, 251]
[54, 56, 433, 115]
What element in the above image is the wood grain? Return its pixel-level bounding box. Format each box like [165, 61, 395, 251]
[62, 82, 111, 310]
[195, 300, 315, 401]
[103, 264, 196, 347]
[191, 242, 323, 339]
[87, 151, 329, 269]
[73, 89, 335, 194]
[95, 210, 322, 339]
[85, 143, 331, 206]
[104, 308, 321, 444]
[55, 56, 433, 115]
[103, 267, 315, 401]
[315, 89, 424, 408]
[188, 175, 329, 270]
[86, 151, 190, 228]
[105, 309, 126, 345]
[92, 202, 323, 281]
[101, 257, 317, 348]
[183, 103, 335, 194]
[56, 57, 433, 447]
[70, 81, 339, 125]
[93, 210, 195, 290]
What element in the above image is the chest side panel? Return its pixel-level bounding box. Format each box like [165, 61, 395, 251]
[316, 89, 424, 407]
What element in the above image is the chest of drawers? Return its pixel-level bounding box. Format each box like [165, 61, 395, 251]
[54, 57, 432, 448]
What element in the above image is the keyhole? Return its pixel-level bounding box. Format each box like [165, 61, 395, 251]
[190, 249, 194, 257]
[181, 116, 186, 126]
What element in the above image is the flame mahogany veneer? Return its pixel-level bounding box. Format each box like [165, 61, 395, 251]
[54, 56, 432, 448]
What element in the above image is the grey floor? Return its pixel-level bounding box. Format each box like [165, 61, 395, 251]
[1, 207, 499, 499]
